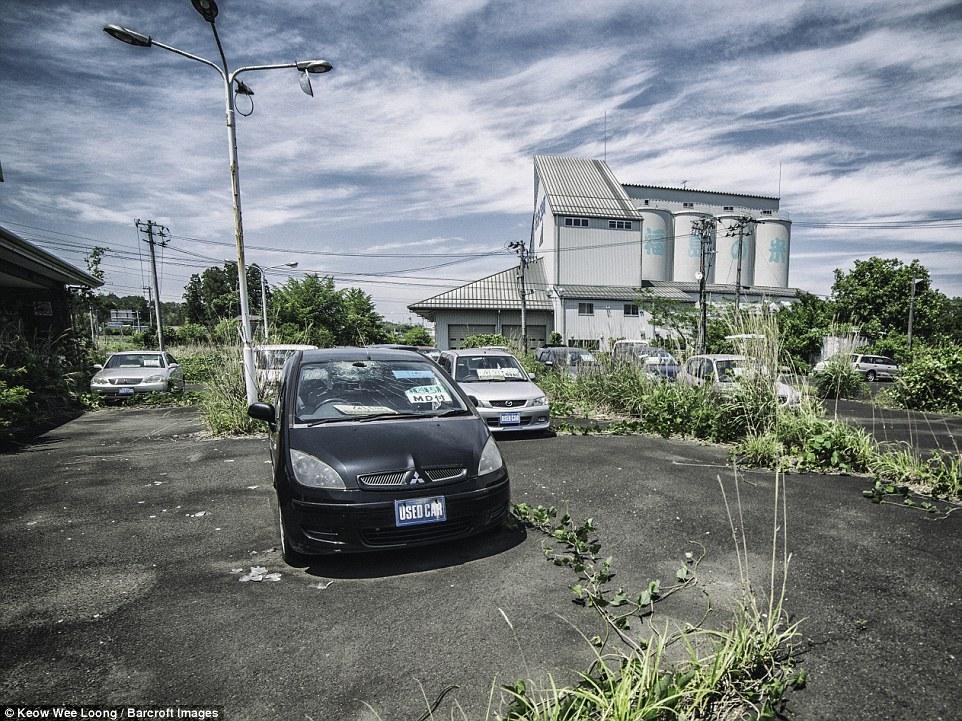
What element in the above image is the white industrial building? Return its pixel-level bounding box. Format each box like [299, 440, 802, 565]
[411, 155, 797, 350]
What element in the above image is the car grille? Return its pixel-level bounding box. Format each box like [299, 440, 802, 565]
[357, 466, 468, 488]
[423, 466, 467, 483]
[109, 377, 144, 385]
[489, 399, 527, 408]
[357, 471, 408, 487]
[360, 518, 473, 547]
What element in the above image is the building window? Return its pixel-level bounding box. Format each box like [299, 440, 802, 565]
[565, 217, 589, 227]
[683, 202, 694, 208]
[624, 303, 639, 317]
[608, 220, 633, 230]
[723, 206, 734, 211]
[578, 302, 594, 316]
[761, 209, 773, 215]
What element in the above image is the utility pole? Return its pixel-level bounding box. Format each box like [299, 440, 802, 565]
[692, 218, 716, 354]
[907, 277, 923, 353]
[508, 240, 532, 351]
[724, 217, 754, 313]
[136, 219, 170, 350]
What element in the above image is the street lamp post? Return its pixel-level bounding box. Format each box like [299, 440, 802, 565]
[104, 3, 332, 406]
[257, 262, 298, 341]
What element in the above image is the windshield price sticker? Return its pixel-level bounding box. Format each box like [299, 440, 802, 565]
[405, 385, 451, 404]
[477, 367, 522, 379]
[333, 404, 396, 415]
[392, 370, 435, 379]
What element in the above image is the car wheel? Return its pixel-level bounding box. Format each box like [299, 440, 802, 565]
[277, 502, 308, 567]
[866, 370, 877, 382]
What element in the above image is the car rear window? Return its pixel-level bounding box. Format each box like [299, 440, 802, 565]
[293, 359, 467, 424]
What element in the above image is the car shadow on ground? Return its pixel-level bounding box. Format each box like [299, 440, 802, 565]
[298, 519, 528, 579]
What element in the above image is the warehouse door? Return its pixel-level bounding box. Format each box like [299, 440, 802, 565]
[447, 324, 496, 349]
[502, 324, 547, 350]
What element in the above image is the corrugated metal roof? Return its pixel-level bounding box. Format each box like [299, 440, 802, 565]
[647, 280, 799, 299]
[535, 156, 641, 219]
[622, 183, 779, 202]
[409, 258, 553, 312]
[0, 224, 103, 288]
[556, 284, 694, 301]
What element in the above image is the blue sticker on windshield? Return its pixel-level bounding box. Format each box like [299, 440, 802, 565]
[392, 370, 435, 379]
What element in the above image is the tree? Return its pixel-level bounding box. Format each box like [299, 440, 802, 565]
[775, 292, 835, 368]
[401, 326, 432, 346]
[831, 257, 949, 341]
[183, 263, 264, 327]
[269, 275, 387, 347]
[639, 289, 697, 348]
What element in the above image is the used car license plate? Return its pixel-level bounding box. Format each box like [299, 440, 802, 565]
[499, 412, 521, 425]
[118, 387, 135, 396]
[394, 496, 446, 527]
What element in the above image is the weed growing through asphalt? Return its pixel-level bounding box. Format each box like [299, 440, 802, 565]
[499, 469, 804, 721]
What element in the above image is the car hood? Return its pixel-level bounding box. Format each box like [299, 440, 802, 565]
[456, 380, 544, 402]
[97, 367, 164, 379]
[289, 416, 489, 488]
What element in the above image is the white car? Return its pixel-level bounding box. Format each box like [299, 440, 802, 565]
[438, 349, 550, 433]
[812, 353, 899, 382]
[677, 354, 801, 407]
[90, 351, 185, 398]
[255, 344, 318, 388]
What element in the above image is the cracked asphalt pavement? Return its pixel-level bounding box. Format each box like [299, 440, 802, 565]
[1, 406, 959, 720]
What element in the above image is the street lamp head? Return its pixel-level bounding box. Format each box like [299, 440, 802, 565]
[283, 262, 299, 268]
[191, 0, 219, 23]
[103, 24, 152, 47]
[297, 60, 334, 74]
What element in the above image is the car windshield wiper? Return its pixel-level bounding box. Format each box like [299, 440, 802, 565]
[356, 412, 425, 422]
[430, 409, 471, 417]
[300, 417, 353, 427]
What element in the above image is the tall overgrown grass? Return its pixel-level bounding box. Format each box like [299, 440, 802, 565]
[199, 344, 259, 435]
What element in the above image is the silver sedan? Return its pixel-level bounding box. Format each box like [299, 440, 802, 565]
[90, 351, 185, 398]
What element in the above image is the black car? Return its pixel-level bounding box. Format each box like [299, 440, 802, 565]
[247, 348, 510, 563]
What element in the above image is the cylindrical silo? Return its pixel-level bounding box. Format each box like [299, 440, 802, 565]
[672, 211, 714, 283]
[753, 218, 791, 287]
[639, 208, 673, 281]
[713, 214, 756, 287]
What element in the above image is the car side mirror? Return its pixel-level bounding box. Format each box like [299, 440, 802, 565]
[467, 395, 478, 407]
[93, 363, 103, 370]
[544, 360, 553, 366]
[248, 402, 276, 425]
[528, 372, 537, 380]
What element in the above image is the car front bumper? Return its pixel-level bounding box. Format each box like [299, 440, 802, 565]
[90, 380, 168, 396]
[286, 474, 511, 554]
[476, 405, 550, 432]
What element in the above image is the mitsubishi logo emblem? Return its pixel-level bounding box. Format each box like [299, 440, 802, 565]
[409, 471, 424, 485]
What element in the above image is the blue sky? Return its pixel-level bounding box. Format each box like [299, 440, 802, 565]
[2, 0, 961, 322]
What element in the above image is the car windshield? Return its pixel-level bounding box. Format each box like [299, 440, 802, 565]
[454, 354, 527, 382]
[293, 359, 467, 424]
[715, 358, 753, 382]
[256, 350, 295, 370]
[105, 353, 165, 369]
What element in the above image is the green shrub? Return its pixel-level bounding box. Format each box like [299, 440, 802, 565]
[459, 333, 512, 349]
[733, 431, 783, 468]
[176, 351, 221, 384]
[0, 376, 31, 431]
[887, 344, 962, 413]
[813, 356, 866, 399]
[198, 346, 259, 435]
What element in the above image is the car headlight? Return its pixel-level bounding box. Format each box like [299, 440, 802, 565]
[92, 374, 107, 384]
[478, 436, 504, 476]
[144, 374, 166, 383]
[289, 449, 346, 489]
[530, 396, 547, 406]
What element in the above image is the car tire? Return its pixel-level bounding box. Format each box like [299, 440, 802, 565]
[277, 502, 308, 568]
[866, 370, 877, 382]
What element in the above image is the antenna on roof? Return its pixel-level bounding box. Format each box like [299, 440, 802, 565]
[681, 179, 688, 189]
